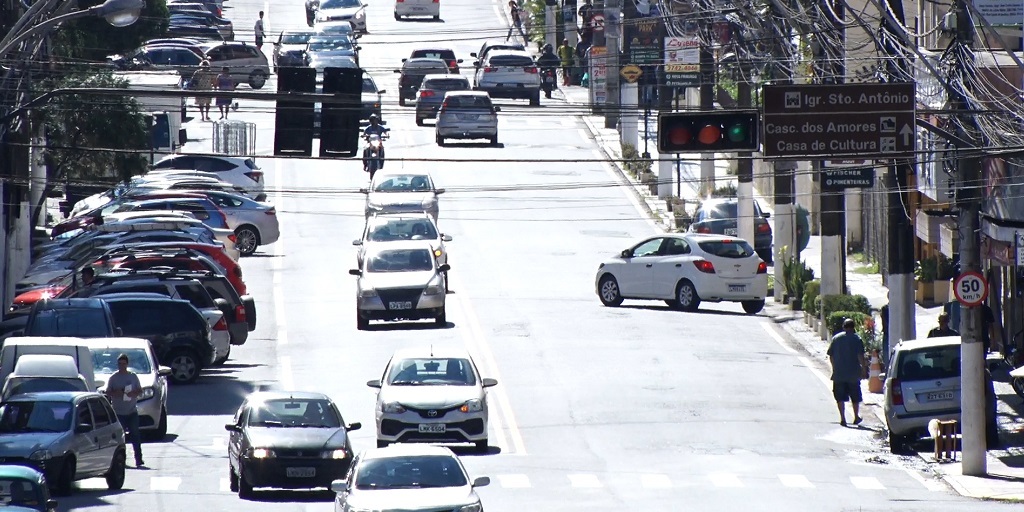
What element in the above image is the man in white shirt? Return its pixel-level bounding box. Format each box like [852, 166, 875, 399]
[254, 11, 266, 49]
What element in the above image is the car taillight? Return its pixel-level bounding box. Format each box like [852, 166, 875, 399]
[525, 67, 538, 73]
[757, 262, 768, 274]
[213, 316, 228, 331]
[891, 379, 903, 405]
[693, 260, 715, 274]
[215, 7, 222, 16]
[757, 223, 771, 234]
[264, 207, 276, 215]
[448, 60, 456, 68]
[244, 171, 263, 183]
[484, 67, 496, 72]
[228, 234, 237, 243]
[696, 226, 711, 234]
[234, 304, 247, 323]
[419, 90, 435, 98]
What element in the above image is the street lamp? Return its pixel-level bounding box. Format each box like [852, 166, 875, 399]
[0, 0, 145, 57]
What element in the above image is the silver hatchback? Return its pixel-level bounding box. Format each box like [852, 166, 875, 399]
[435, 91, 500, 146]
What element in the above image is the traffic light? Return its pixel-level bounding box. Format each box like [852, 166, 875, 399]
[657, 110, 760, 153]
[319, 67, 362, 158]
[274, 67, 317, 157]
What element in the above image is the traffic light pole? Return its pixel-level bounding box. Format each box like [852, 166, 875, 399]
[819, 0, 847, 298]
[698, 0, 715, 196]
[604, 0, 621, 130]
[737, 81, 755, 246]
[770, 2, 794, 301]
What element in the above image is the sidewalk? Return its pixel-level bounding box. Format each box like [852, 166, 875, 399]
[563, 83, 1024, 501]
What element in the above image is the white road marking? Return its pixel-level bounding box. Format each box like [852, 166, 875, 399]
[77, 478, 107, 490]
[567, 473, 603, 488]
[902, 467, 946, 491]
[640, 473, 672, 489]
[778, 474, 815, 488]
[208, 435, 228, 451]
[450, 296, 510, 453]
[497, 473, 531, 488]
[850, 476, 885, 490]
[761, 321, 831, 388]
[279, 355, 295, 389]
[220, 477, 232, 492]
[709, 473, 743, 488]
[150, 476, 182, 491]
[277, 328, 288, 347]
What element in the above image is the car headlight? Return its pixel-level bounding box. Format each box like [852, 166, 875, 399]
[382, 402, 406, 413]
[322, 449, 348, 459]
[249, 448, 274, 459]
[138, 386, 155, 401]
[433, 248, 443, 258]
[458, 502, 483, 512]
[360, 288, 378, 298]
[460, 399, 483, 413]
[29, 449, 52, 461]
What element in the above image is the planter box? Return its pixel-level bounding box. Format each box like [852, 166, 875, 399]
[915, 281, 933, 304]
[933, 280, 952, 304]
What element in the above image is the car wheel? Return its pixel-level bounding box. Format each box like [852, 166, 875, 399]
[436, 135, 445, 146]
[741, 299, 765, 314]
[235, 225, 260, 256]
[529, 91, 540, 106]
[356, 311, 369, 331]
[376, 440, 389, 448]
[105, 449, 126, 490]
[249, 70, 268, 90]
[433, 14, 440, 20]
[676, 280, 700, 311]
[229, 465, 240, 492]
[168, 350, 201, 384]
[489, 134, 498, 145]
[238, 467, 255, 499]
[435, 307, 446, 327]
[416, 117, 424, 126]
[888, 432, 907, 453]
[399, 95, 407, 107]
[474, 438, 488, 453]
[154, 407, 168, 440]
[598, 275, 624, 307]
[394, 11, 400, 20]
[54, 459, 75, 497]
[214, 344, 231, 365]
[1012, 376, 1024, 398]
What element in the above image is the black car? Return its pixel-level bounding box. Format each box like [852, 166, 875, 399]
[273, 30, 316, 69]
[689, 197, 774, 263]
[226, 391, 361, 497]
[24, 298, 119, 338]
[408, 48, 462, 73]
[102, 296, 213, 384]
[394, 58, 449, 106]
[160, 270, 254, 345]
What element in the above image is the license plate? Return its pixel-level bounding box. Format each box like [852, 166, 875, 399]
[388, 301, 412, 310]
[927, 391, 953, 401]
[458, 114, 477, 120]
[724, 228, 738, 236]
[286, 467, 315, 478]
[418, 423, 446, 433]
[728, 284, 746, 292]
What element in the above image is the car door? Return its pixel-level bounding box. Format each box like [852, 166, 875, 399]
[652, 237, 693, 298]
[87, 397, 119, 472]
[616, 237, 665, 297]
[227, 402, 248, 470]
[72, 400, 101, 475]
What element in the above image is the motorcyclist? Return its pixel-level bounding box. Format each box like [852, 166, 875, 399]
[362, 114, 389, 171]
[536, 44, 561, 74]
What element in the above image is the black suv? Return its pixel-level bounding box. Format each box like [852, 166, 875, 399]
[24, 298, 119, 338]
[162, 271, 254, 345]
[102, 296, 213, 384]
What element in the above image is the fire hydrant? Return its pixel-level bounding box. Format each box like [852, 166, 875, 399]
[867, 349, 884, 393]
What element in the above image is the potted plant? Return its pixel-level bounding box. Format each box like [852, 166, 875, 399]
[914, 259, 937, 304]
[934, 254, 954, 304]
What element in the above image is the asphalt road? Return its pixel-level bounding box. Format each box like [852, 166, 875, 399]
[54, 0, 1017, 510]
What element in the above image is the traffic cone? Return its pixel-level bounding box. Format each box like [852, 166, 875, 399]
[868, 349, 884, 393]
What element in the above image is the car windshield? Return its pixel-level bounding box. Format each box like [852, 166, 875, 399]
[92, 349, 153, 375]
[424, 78, 468, 91]
[362, 77, 377, 93]
[26, 308, 110, 337]
[321, 0, 360, 7]
[0, 401, 72, 433]
[354, 455, 468, 489]
[5, 378, 89, 400]
[0, 477, 42, 508]
[897, 346, 960, 381]
[366, 249, 434, 273]
[412, 50, 453, 60]
[280, 32, 313, 44]
[308, 36, 355, 51]
[367, 219, 439, 241]
[698, 240, 755, 258]
[248, 398, 341, 428]
[443, 95, 492, 110]
[386, 358, 477, 385]
[489, 54, 534, 67]
[373, 175, 432, 192]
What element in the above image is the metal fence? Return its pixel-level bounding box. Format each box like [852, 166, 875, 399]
[211, 120, 256, 156]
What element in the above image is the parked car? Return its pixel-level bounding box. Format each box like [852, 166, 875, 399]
[414, 74, 470, 125]
[88, 338, 172, 439]
[200, 41, 271, 89]
[472, 49, 540, 105]
[167, 9, 233, 40]
[23, 298, 119, 338]
[106, 45, 204, 76]
[349, 242, 450, 330]
[0, 391, 126, 496]
[435, 91, 500, 146]
[167, 23, 225, 42]
[394, 58, 450, 106]
[407, 48, 461, 73]
[0, 465, 58, 512]
[689, 197, 774, 263]
[150, 154, 265, 200]
[190, 191, 279, 256]
[394, 0, 442, 21]
[594, 233, 769, 314]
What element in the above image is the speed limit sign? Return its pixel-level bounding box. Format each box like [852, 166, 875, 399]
[954, 271, 988, 307]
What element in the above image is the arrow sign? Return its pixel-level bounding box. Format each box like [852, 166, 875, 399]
[899, 124, 913, 145]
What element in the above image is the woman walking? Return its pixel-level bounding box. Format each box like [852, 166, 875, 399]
[189, 60, 215, 121]
[506, 1, 526, 43]
[214, 66, 235, 120]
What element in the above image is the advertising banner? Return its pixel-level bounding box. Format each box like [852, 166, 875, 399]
[624, 17, 665, 66]
[664, 36, 699, 87]
[591, 46, 608, 105]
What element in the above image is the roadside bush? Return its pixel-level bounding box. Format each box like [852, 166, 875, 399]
[802, 280, 821, 315]
[827, 311, 870, 335]
[819, 294, 870, 320]
[825, 312, 880, 352]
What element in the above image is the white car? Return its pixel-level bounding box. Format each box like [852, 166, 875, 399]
[394, 0, 440, 20]
[349, 241, 449, 330]
[360, 172, 444, 222]
[354, 212, 450, 266]
[366, 347, 497, 451]
[473, 49, 541, 105]
[330, 445, 488, 512]
[199, 191, 280, 256]
[87, 337, 173, 438]
[150, 154, 265, 200]
[595, 233, 768, 314]
[314, 0, 367, 33]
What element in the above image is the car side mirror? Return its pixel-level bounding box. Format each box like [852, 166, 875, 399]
[330, 480, 348, 493]
[366, 379, 382, 388]
[75, 423, 91, 434]
[457, 59, 464, 63]
[438, 263, 450, 273]
[347, 422, 362, 431]
[355, 46, 362, 51]
[763, 212, 771, 218]
[378, 89, 387, 95]
[879, 372, 886, 381]
[470, 52, 477, 57]
[349, 269, 362, 276]
[493, 106, 501, 112]
[481, 378, 498, 388]
[158, 366, 173, 377]
[401, 58, 408, 62]
[442, 234, 453, 242]
[352, 239, 363, 246]
[359, 187, 369, 194]
[620, 249, 633, 258]
[435, 188, 445, 194]
[472, 476, 491, 487]
[393, 69, 401, 73]
[224, 423, 240, 432]
[473, 61, 480, 67]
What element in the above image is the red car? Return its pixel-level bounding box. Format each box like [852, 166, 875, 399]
[110, 242, 247, 295]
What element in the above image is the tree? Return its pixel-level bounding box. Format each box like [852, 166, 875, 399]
[32, 71, 150, 226]
[51, 0, 170, 62]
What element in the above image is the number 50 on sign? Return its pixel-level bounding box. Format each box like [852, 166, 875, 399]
[954, 271, 987, 307]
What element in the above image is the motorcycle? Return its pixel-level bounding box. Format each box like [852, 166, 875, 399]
[362, 132, 388, 178]
[541, 68, 556, 99]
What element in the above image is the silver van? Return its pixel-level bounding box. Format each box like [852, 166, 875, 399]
[0, 337, 98, 391]
[1, 355, 91, 401]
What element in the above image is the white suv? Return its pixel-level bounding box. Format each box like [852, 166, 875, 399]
[200, 42, 271, 89]
[472, 49, 540, 106]
[151, 154, 265, 200]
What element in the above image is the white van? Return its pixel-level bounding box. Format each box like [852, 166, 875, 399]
[1, 354, 92, 400]
[0, 337, 99, 390]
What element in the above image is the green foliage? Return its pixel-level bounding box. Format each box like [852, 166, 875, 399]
[712, 183, 738, 197]
[621, 143, 652, 177]
[936, 254, 955, 280]
[819, 294, 871, 321]
[914, 258, 938, 282]
[782, 253, 814, 309]
[826, 312, 880, 351]
[802, 279, 821, 315]
[51, 0, 169, 62]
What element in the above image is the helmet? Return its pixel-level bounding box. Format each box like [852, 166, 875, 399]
[369, 114, 379, 123]
[543, 44, 553, 52]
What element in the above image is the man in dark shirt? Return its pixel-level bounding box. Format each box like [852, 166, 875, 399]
[827, 318, 867, 426]
[927, 312, 959, 338]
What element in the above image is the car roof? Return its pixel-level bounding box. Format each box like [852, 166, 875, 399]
[443, 90, 489, 98]
[33, 298, 107, 310]
[99, 295, 193, 306]
[391, 346, 472, 360]
[374, 171, 432, 180]
[8, 391, 98, 402]
[361, 444, 457, 460]
[485, 49, 532, 58]
[83, 337, 153, 350]
[369, 211, 434, 221]
[245, 391, 332, 403]
[894, 336, 961, 352]
[156, 154, 251, 164]
[404, 58, 448, 67]
[0, 464, 45, 481]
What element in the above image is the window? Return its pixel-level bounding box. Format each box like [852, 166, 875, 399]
[425, 78, 469, 91]
[280, 32, 313, 45]
[175, 283, 216, 308]
[87, 398, 113, 428]
[248, 399, 342, 427]
[166, 303, 204, 329]
[354, 455, 468, 489]
[386, 358, 477, 385]
[108, 301, 166, 334]
[444, 95, 492, 110]
[362, 78, 378, 93]
[239, 47, 260, 59]
[663, 238, 690, 255]
[366, 219, 439, 241]
[0, 401, 72, 433]
[93, 349, 153, 374]
[488, 55, 534, 67]
[373, 175, 431, 192]
[367, 249, 435, 273]
[697, 240, 755, 258]
[26, 308, 112, 337]
[630, 238, 663, 258]
[75, 403, 93, 430]
[897, 346, 960, 381]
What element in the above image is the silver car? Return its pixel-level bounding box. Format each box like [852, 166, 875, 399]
[435, 91, 500, 146]
[472, 49, 541, 105]
[366, 347, 497, 451]
[199, 190, 280, 256]
[414, 74, 470, 125]
[360, 172, 444, 222]
[349, 242, 449, 330]
[87, 338, 172, 439]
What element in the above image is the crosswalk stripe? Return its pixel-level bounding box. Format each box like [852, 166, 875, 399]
[567, 473, 603, 488]
[709, 473, 743, 488]
[640, 473, 672, 489]
[77, 478, 108, 491]
[220, 477, 232, 493]
[497, 474, 531, 488]
[850, 476, 885, 490]
[778, 474, 815, 488]
[150, 477, 182, 491]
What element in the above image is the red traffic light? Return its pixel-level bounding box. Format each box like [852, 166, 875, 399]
[669, 126, 693, 146]
[657, 111, 760, 153]
[697, 124, 722, 145]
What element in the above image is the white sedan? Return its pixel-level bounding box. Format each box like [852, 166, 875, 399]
[594, 233, 768, 314]
[360, 172, 443, 222]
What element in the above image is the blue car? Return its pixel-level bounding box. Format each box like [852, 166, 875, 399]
[0, 462, 59, 511]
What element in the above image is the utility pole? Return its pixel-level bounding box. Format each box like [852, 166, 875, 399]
[604, 0, 621, 129]
[545, 0, 557, 50]
[819, 0, 846, 298]
[737, 78, 754, 245]
[770, 1, 795, 300]
[952, 0, 986, 476]
[563, 0, 578, 48]
[698, 0, 715, 196]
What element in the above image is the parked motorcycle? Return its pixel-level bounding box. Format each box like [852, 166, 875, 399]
[362, 132, 388, 179]
[541, 68, 556, 99]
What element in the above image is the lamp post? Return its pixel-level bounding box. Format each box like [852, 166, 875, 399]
[0, 0, 144, 58]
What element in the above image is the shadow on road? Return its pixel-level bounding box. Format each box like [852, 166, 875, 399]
[439, 142, 503, 149]
[61, 487, 130, 510]
[450, 445, 502, 457]
[363, 321, 455, 331]
[168, 375, 255, 416]
[241, 489, 335, 503]
[619, 304, 751, 317]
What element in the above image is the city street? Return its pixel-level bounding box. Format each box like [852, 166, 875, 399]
[53, 0, 1015, 510]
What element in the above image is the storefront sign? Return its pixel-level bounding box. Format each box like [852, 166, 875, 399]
[664, 36, 699, 87]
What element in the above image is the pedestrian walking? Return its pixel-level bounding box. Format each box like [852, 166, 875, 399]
[189, 60, 215, 121]
[505, 1, 526, 43]
[215, 66, 235, 120]
[578, 0, 595, 46]
[927, 312, 959, 338]
[106, 353, 144, 467]
[254, 11, 266, 49]
[827, 318, 867, 426]
[558, 38, 574, 86]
